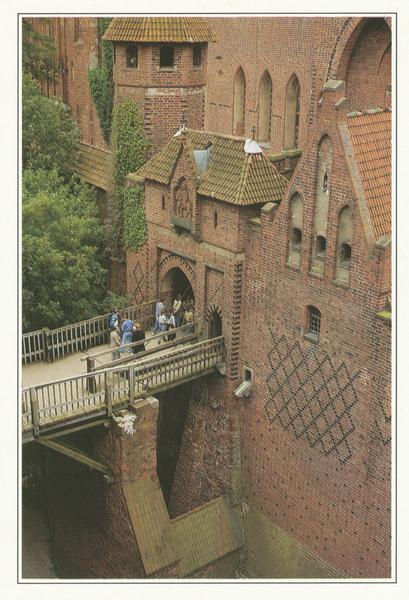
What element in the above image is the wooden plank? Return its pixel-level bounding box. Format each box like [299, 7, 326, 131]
[35, 437, 112, 475]
[42, 418, 110, 439]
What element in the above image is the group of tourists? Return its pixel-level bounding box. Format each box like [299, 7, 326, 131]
[109, 307, 146, 361]
[108, 294, 196, 361]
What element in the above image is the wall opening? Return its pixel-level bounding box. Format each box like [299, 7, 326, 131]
[160, 45, 174, 68]
[284, 74, 300, 150]
[161, 266, 195, 312]
[258, 71, 272, 144]
[234, 67, 246, 136]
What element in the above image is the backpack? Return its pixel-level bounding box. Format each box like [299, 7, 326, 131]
[109, 312, 118, 328]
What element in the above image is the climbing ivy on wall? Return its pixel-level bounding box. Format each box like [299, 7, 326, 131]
[87, 17, 114, 143]
[112, 97, 149, 252]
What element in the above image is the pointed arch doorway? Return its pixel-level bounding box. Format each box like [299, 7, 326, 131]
[161, 267, 195, 311]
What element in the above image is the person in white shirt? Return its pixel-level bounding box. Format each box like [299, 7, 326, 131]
[153, 300, 165, 334]
[157, 309, 167, 344]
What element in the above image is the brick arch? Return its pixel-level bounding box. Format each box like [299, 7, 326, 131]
[205, 303, 222, 321]
[158, 253, 196, 299]
[327, 16, 391, 83]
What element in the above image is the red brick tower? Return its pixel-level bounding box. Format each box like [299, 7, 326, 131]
[102, 17, 219, 157]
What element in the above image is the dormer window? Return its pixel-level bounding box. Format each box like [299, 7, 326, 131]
[160, 46, 174, 69]
[126, 44, 138, 68]
[315, 236, 326, 260]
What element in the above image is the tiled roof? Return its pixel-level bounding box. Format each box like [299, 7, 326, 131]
[68, 143, 113, 191]
[171, 497, 244, 578]
[136, 129, 289, 205]
[347, 109, 391, 239]
[123, 474, 181, 576]
[102, 17, 218, 43]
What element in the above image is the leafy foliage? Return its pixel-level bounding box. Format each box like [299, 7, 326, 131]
[22, 18, 59, 87]
[22, 73, 80, 171]
[111, 98, 148, 252]
[122, 185, 147, 252]
[87, 18, 114, 143]
[22, 169, 108, 333]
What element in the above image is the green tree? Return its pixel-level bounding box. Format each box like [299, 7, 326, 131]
[22, 169, 107, 332]
[22, 18, 59, 89]
[22, 73, 80, 171]
[87, 18, 114, 143]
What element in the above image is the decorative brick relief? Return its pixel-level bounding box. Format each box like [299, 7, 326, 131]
[265, 331, 361, 464]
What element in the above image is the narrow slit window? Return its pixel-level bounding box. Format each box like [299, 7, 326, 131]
[193, 44, 202, 68]
[162, 195, 166, 210]
[214, 211, 218, 228]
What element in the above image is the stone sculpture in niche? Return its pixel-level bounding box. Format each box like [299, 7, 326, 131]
[175, 179, 192, 220]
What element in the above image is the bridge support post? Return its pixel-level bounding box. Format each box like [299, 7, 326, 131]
[105, 372, 112, 417]
[86, 357, 96, 393]
[129, 367, 135, 403]
[29, 387, 39, 436]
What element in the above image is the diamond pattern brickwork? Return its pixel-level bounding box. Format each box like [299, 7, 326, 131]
[265, 331, 361, 465]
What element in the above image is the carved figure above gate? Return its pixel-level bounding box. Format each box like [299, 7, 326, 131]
[174, 178, 192, 220]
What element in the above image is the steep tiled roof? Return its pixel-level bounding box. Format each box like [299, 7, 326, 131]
[347, 109, 391, 239]
[102, 17, 218, 43]
[172, 497, 244, 578]
[136, 129, 288, 205]
[68, 143, 113, 191]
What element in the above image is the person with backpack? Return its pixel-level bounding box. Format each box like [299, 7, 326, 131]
[109, 307, 120, 331]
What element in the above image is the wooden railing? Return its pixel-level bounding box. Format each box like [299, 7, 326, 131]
[22, 300, 158, 365]
[22, 336, 225, 438]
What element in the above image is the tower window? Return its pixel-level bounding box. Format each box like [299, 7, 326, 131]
[160, 46, 174, 68]
[193, 44, 202, 68]
[126, 44, 138, 68]
[162, 195, 166, 210]
[214, 211, 218, 228]
[315, 236, 326, 259]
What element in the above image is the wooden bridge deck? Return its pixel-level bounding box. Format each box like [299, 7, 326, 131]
[22, 335, 225, 442]
[22, 333, 165, 389]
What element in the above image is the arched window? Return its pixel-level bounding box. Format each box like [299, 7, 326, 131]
[288, 193, 303, 268]
[258, 71, 272, 144]
[234, 68, 246, 136]
[303, 305, 321, 344]
[315, 236, 326, 260]
[284, 74, 300, 150]
[336, 206, 354, 283]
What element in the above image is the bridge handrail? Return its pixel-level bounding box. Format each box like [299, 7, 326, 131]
[80, 318, 205, 362]
[22, 299, 158, 365]
[22, 336, 225, 436]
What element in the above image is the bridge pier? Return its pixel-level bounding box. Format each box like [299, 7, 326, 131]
[44, 389, 243, 579]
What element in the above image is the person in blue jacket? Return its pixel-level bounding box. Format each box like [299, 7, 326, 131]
[121, 314, 134, 351]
